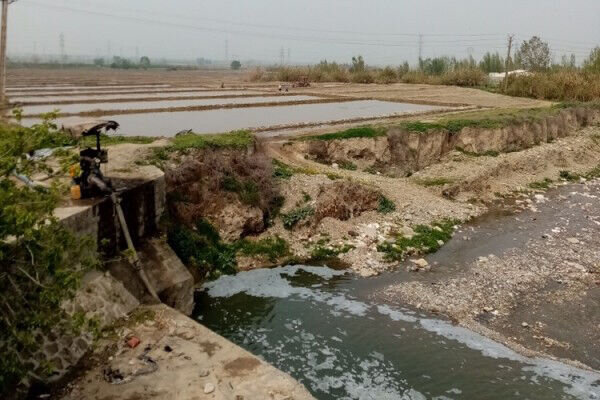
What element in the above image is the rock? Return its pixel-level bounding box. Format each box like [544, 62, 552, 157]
[204, 382, 215, 394]
[411, 258, 429, 268]
[199, 369, 210, 377]
[126, 336, 140, 349]
[331, 163, 339, 169]
[567, 237, 580, 244]
[521, 322, 529, 328]
[483, 307, 494, 313]
[437, 240, 444, 246]
[348, 230, 359, 237]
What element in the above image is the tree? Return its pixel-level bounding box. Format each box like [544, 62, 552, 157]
[479, 52, 504, 73]
[583, 47, 600, 73]
[515, 36, 551, 71]
[93, 57, 105, 67]
[0, 112, 98, 393]
[139, 56, 151, 69]
[230, 60, 241, 70]
[350, 55, 365, 73]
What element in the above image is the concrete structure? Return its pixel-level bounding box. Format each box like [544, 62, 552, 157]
[63, 304, 315, 400]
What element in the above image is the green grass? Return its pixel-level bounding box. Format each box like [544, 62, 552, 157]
[282, 205, 315, 229]
[272, 159, 294, 179]
[378, 219, 458, 261]
[169, 130, 253, 151]
[310, 242, 354, 262]
[221, 175, 260, 206]
[559, 170, 580, 182]
[528, 178, 553, 190]
[377, 195, 396, 214]
[237, 236, 290, 262]
[302, 126, 386, 141]
[414, 177, 455, 187]
[80, 134, 156, 147]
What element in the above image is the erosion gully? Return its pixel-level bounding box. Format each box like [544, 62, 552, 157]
[195, 182, 600, 400]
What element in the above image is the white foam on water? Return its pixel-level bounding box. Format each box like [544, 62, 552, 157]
[204, 265, 600, 399]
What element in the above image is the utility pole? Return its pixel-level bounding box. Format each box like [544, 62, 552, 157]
[287, 48, 291, 65]
[418, 34, 423, 69]
[503, 34, 514, 92]
[59, 32, 65, 66]
[225, 39, 229, 64]
[279, 46, 284, 66]
[0, 0, 11, 106]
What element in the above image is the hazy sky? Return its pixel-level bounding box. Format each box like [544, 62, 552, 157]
[9, 0, 600, 65]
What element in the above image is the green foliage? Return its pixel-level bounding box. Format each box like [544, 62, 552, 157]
[528, 178, 553, 190]
[221, 175, 260, 206]
[377, 195, 396, 214]
[559, 170, 580, 181]
[455, 147, 500, 157]
[414, 177, 455, 187]
[378, 219, 457, 261]
[237, 236, 290, 262]
[310, 241, 354, 262]
[479, 52, 505, 73]
[350, 55, 365, 73]
[515, 36, 551, 71]
[230, 60, 242, 70]
[272, 159, 294, 180]
[338, 160, 357, 171]
[583, 47, 600, 73]
[281, 206, 315, 229]
[0, 117, 98, 392]
[139, 56, 151, 68]
[167, 219, 237, 279]
[80, 133, 156, 147]
[303, 126, 386, 141]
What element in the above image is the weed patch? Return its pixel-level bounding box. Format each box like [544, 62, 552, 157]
[414, 177, 455, 187]
[377, 195, 396, 214]
[559, 170, 580, 181]
[303, 126, 386, 141]
[338, 160, 358, 171]
[282, 206, 315, 229]
[169, 130, 253, 151]
[528, 178, 553, 190]
[378, 219, 458, 261]
[237, 236, 290, 262]
[310, 241, 354, 262]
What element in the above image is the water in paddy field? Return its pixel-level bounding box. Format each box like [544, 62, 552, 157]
[20, 95, 321, 116]
[20, 100, 443, 136]
[196, 266, 600, 400]
[11, 90, 265, 103]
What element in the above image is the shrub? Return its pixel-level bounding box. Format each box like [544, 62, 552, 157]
[338, 160, 357, 171]
[376, 67, 398, 84]
[378, 219, 457, 261]
[0, 117, 98, 393]
[350, 70, 375, 84]
[282, 206, 315, 229]
[504, 71, 600, 102]
[237, 236, 290, 262]
[304, 126, 386, 141]
[441, 68, 487, 87]
[377, 195, 396, 214]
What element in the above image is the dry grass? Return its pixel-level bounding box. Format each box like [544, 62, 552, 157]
[504, 70, 600, 101]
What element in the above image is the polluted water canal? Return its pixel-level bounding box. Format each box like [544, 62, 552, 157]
[195, 265, 600, 400]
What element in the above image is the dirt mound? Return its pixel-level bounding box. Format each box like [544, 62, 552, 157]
[314, 181, 380, 222]
[290, 107, 600, 176]
[164, 148, 281, 241]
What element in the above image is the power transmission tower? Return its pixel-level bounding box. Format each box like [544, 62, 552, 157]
[0, 0, 16, 106]
[287, 48, 291, 65]
[503, 34, 514, 92]
[225, 39, 229, 64]
[279, 46, 284, 66]
[59, 32, 66, 65]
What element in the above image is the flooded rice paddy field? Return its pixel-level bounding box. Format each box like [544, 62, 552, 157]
[21, 100, 442, 136]
[20, 95, 321, 116]
[8, 87, 236, 97]
[11, 90, 266, 103]
[197, 265, 600, 400]
[7, 84, 172, 92]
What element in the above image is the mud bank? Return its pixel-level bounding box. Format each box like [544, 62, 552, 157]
[291, 107, 600, 175]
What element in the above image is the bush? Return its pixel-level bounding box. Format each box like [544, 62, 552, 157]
[441, 68, 487, 87]
[237, 236, 290, 262]
[282, 206, 315, 229]
[0, 117, 98, 393]
[377, 195, 396, 214]
[376, 67, 398, 84]
[350, 70, 375, 84]
[504, 70, 600, 101]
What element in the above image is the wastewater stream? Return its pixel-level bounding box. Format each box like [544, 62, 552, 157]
[195, 184, 600, 400]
